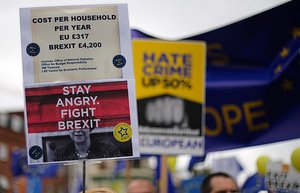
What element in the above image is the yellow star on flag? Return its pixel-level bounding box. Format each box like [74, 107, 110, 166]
[291, 27, 300, 38]
[280, 48, 289, 58]
[274, 64, 282, 74]
[280, 78, 293, 91]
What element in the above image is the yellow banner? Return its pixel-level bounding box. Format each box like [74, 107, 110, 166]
[133, 39, 206, 103]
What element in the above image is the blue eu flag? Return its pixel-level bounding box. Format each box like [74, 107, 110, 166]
[132, 0, 300, 153]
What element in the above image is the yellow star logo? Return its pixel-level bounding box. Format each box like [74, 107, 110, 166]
[280, 78, 293, 91]
[274, 64, 282, 74]
[291, 27, 300, 38]
[113, 123, 132, 142]
[118, 127, 128, 137]
[280, 48, 289, 58]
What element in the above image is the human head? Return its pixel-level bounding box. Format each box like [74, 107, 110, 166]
[80, 187, 115, 193]
[69, 128, 91, 144]
[127, 178, 156, 193]
[201, 172, 239, 193]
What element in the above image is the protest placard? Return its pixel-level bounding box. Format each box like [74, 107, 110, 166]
[132, 39, 206, 155]
[20, 4, 139, 164]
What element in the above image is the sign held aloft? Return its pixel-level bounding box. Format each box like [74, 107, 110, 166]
[20, 4, 139, 165]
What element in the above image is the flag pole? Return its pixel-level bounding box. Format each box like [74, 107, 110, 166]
[159, 155, 168, 193]
[82, 160, 86, 193]
[125, 160, 132, 184]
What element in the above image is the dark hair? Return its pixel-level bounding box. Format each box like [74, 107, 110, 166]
[200, 172, 234, 193]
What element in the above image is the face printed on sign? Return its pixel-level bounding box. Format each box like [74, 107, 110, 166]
[69, 128, 91, 143]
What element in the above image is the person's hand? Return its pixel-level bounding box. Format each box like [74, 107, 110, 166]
[80, 187, 116, 193]
[145, 96, 185, 126]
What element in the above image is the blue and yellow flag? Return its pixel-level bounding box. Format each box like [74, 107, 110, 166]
[132, 0, 300, 154]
